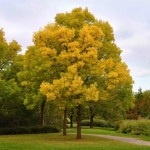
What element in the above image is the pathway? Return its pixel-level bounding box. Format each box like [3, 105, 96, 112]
[84, 134, 150, 146]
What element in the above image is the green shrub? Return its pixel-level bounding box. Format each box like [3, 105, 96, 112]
[117, 119, 150, 135]
[81, 119, 112, 128]
[0, 125, 61, 135]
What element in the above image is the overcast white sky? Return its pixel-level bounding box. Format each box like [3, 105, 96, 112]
[0, 0, 150, 92]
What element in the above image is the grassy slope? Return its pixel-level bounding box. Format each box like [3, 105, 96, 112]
[0, 132, 150, 150]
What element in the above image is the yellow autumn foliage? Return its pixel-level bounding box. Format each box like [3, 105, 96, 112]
[84, 83, 99, 101]
[40, 47, 57, 58]
[32, 9, 133, 107]
[79, 25, 103, 50]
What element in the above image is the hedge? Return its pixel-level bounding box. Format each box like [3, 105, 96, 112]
[117, 119, 150, 135]
[0, 125, 61, 135]
[81, 119, 113, 128]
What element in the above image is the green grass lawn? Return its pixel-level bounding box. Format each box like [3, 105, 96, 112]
[68, 125, 150, 141]
[0, 131, 150, 150]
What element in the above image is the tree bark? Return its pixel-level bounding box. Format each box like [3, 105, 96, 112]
[76, 105, 81, 139]
[41, 99, 46, 126]
[70, 109, 73, 128]
[63, 107, 67, 136]
[89, 106, 94, 128]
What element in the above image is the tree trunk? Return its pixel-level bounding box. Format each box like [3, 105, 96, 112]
[89, 106, 94, 128]
[63, 107, 67, 136]
[41, 99, 46, 126]
[76, 105, 81, 139]
[70, 110, 73, 128]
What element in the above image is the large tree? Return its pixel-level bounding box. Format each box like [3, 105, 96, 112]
[17, 8, 133, 139]
[38, 8, 133, 139]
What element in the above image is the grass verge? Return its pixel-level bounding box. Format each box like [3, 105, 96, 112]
[0, 132, 150, 150]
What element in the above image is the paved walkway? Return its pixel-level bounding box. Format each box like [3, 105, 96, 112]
[85, 134, 150, 146]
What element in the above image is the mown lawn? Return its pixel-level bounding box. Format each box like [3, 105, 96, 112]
[68, 126, 150, 141]
[0, 132, 150, 150]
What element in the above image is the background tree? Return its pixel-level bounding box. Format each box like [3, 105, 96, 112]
[0, 29, 37, 127]
[142, 90, 150, 118]
[127, 88, 150, 119]
[0, 29, 21, 74]
[17, 45, 53, 126]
